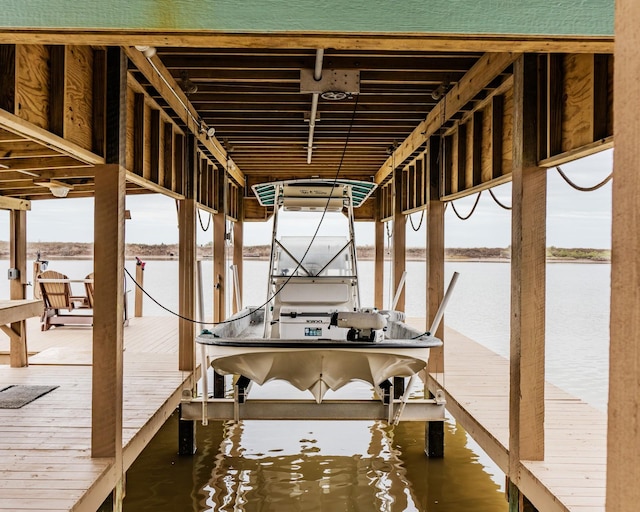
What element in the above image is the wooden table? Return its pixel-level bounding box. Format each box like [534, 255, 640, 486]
[0, 299, 44, 367]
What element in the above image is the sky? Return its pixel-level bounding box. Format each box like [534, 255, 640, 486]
[0, 149, 613, 249]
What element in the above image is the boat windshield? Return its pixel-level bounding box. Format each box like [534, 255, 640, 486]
[272, 210, 355, 277]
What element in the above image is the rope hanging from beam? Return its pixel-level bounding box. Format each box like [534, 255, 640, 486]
[408, 210, 425, 231]
[197, 209, 212, 231]
[556, 165, 612, 192]
[450, 192, 482, 220]
[488, 188, 512, 210]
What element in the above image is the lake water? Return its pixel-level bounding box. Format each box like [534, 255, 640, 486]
[2, 258, 609, 510]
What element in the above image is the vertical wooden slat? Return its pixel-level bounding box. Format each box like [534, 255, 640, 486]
[232, 219, 243, 314]
[392, 169, 406, 311]
[48, 45, 65, 137]
[548, 54, 564, 158]
[415, 157, 425, 208]
[149, 109, 160, 184]
[509, 55, 546, 477]
[443, 135, 453, 197]
[608, 1, 640, 509]
[492, 95, 504, 179]
[426, 137, 444, 372]
[9, 210, 27, 368]
[173, 133, 184, 194]
[457, 124, 467, 192]
[472, 111, 483, 186]
[178, 134, 197, 372]
[133, 93, 145, 176]
[0, 45, 16, 113]
[91, 49, 106, 157]
[374, 219, 384, 310]
[593, 54, 611, 141]
[163, 122, 173, 190]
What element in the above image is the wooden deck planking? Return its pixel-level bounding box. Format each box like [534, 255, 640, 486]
[0, 316, 192, 512]
[429, 327, 606, 512]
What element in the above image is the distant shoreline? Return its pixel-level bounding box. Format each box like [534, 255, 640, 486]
[0, 242, 611, 263]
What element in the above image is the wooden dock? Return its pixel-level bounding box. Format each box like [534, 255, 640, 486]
[0, 317, 607, 512]
[428, 327, 606, 512]
[0, 316, 191, 512]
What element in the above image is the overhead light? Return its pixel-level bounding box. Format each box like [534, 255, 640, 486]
[320, 91, 350, 101]
[178, 71, 198, 95]
[35, 179, 73, 198]
[135, 45, 157, 58]
[0, 163, 10, 170]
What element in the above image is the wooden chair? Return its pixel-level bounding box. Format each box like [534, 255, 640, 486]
[38, 270, 91, 331]
[85, 272, 129, 326]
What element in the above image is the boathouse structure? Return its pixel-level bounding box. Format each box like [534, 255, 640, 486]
[0, 1, 636, 510]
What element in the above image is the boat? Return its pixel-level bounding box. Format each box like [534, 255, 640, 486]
[193, 179, 445, 422]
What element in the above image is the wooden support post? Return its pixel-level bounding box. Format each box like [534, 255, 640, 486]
[509, 54, 546, 489]
[425, 419, 444, 458]
[425, 137, 445, 459]
[213, 211, 226, 322]
[426, 137, 445, 373]
[134, 260, 144, 317]
[392, 170, 406, 311]
[92, 164, 126, 460]
[9, 209, 28, 367]
[178, 404, 196, 455]
[232, 219, 243, 314]
[92, 47, 127, 512]
[608, 1, 640, 510]
[178, 134, 197, 373]
[374, 219, 384, 310]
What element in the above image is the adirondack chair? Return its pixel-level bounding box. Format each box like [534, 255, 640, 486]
[37, 270, 91, 331]
[85, 272, 129, 326]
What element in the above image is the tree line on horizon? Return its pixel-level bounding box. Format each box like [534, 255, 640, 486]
[0, 241, 611, 261]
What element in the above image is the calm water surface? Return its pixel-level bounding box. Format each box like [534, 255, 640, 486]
[1, 259, 609, 510]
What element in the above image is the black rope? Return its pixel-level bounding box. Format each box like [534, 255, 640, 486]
[408, 210, 425, 231]
[556, 165, 612, 192]
[125, 95, 362, 328]
[197, 209, 212, 231]
[449, 192, 482, 221]
[488, 188, 512, 210]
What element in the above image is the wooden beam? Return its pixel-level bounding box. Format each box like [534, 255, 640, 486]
[375, 52, 520, 184]
[0, 32, 614, 54]
[392, 170, 406, 311]
[374, 219, 384, 310]
[0, 196, 30, 210]
[509, 55, 546, 473]
[426, 138, 444, 373]
[125, 169, 184, 199]
[0, 106, 103, 165]
[9, 209, 27, 367]
[92, 165, 125, 460]
[178, 134, 197, 372]
[607, 0, 640, 509]
[123, 46, 245, 187]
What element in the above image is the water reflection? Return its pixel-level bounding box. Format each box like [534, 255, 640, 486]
[122, 413, 507, 511]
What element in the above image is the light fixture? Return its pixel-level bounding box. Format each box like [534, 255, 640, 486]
[431, 79, 451, 101]
[178, 71, 198, 95]
[0, 163, 10, 170]
[35, 179, 73, 198]
[320, 90, 350, 101]
[134, 45, 157, 58]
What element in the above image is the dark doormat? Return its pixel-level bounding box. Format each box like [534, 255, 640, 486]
[0, 385, 58, 408]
